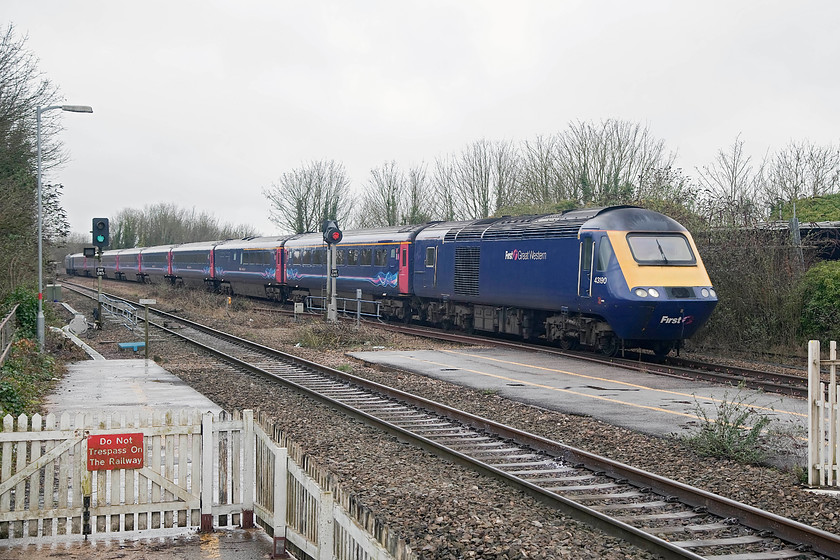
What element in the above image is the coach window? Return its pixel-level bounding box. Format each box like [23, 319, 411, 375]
[348, 249, 359, 265]
[596, 237, 613, 272]
[425, 247, 436, 267]
[291, 249, 300, 264]
[336, 249, 345, 265]
[361, 248, 372, 266]
[313, 249, 324, 265]
[302, 250, 311, 265]
[375, 248, 387, 266]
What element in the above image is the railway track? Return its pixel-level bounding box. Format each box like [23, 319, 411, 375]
[61, 282, 840, 559]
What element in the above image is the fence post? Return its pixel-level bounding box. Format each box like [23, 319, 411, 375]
[242, 410, 254, 529]
[317, 490, 334, 560]
[200, 412, 214, 532]
[273, 446, 288, 552]
[809, 340, 822, 486]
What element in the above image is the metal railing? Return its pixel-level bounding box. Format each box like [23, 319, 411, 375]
[98, 294, 139, 331]
[0, 305, 18, 368]
[305, 296, 383, 322]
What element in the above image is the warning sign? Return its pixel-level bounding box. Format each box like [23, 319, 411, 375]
[87, 432, 144, 471]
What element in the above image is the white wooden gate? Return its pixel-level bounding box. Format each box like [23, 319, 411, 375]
[0, 408, 414, 560]
[808, 340, 840, 487]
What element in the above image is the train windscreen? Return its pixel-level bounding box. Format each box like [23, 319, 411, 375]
[626, 233, 695, 266]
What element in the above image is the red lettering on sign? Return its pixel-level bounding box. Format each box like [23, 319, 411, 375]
[87, 432, 144, 471]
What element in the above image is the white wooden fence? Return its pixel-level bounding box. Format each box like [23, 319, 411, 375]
[808, 340, 840, 487]
[0, 408, 415, 560]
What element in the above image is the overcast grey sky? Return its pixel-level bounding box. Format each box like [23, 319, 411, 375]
[5, 1, 839, 237]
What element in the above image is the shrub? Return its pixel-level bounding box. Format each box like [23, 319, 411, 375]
[294, 322, 387, 350]
[679, 389, 772, 464]
[0, 338, 57, 416]
[800, 261, 840, 342]
[3, 286, 38, 340]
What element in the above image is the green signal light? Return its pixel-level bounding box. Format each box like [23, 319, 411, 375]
[96, 235, 105, 242]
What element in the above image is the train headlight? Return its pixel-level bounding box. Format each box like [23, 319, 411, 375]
[701, 288, 710, 298]
[647, 288, 660, 298]
[634, 288, 648, 298]
[709, 288, 717, 298]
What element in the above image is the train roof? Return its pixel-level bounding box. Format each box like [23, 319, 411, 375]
[285, 224, 429, 247]
[214, 235, 296, 250]
[139, 244, 178, 254]
[169, 241, 221, 253]
[581, 206, 687, 233]
[415, 206, 686, 242]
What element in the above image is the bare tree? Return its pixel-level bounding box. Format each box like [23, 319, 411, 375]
[356, 161, 403, 227]
[433, 139, 522, 220]
[696, 135, 762, 226]
[519, 134, 564, 207]
[263, 160, 353, 234]
[0, 25, 62, 301]
[109, 203, 259, 248]
[432, 155, 459, 221]
[354, 161, 434, 227]
[403, 163, 433, 224]
[555, 119, 675, 206]
[760, 140, 840, 205]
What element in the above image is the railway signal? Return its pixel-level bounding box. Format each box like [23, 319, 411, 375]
[323, 220, 343, 244]
[92, 218, 110, 249]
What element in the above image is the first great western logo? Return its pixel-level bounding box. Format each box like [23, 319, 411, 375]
[504, 249, 548, 261]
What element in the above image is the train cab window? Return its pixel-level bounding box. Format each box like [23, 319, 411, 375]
[336, 249, 346, 265]
[596, 237, 613, 272]
[425, 247, 436, 267]
[374, 249, 387, 267]
[348, 249, 359, 265]
[627, 233, 696, 266]
[361, 249, 372, 266]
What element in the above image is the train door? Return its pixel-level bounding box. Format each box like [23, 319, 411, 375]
[275, 247, 284, 283]
[398, 242, 410, 294]
[578, 235, 594, 298]
[423, 245, 438, 290]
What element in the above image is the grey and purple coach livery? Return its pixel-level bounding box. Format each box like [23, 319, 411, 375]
[64, 206, 717, 355]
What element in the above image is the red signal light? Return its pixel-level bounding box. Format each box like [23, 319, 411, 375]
[323, 220, 343, 244]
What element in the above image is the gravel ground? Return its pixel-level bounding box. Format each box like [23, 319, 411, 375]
[53, 278, 840, 559]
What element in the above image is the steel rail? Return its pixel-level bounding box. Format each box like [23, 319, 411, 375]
[60, 281, 839, 558]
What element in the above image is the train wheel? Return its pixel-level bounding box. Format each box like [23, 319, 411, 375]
[652, 341, 674, 358]
[559, 337, 579, 351]
[597, 335, 620, 357]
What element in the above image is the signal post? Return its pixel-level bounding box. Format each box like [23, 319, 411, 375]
[92, 218, 109, 329]
[322, 220, 343, 323]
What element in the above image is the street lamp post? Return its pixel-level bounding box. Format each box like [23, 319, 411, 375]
[36, 104, 93, 352]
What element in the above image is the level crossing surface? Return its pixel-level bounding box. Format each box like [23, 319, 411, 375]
[348, 347, 808, 441]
